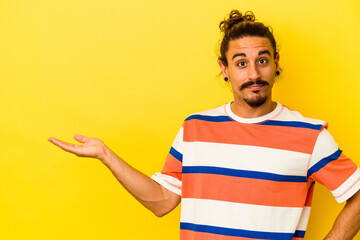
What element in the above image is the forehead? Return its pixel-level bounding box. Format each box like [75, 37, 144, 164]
[227, 36, 274, 59]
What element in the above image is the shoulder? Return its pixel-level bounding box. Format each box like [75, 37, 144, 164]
[184, 103, 229, 122]
[274, 104, 328, 130]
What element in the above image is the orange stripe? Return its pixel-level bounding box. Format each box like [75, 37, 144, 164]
[304, 183, 315, 206]
[180, 229, 266, 240]
[183, 120, 319, 154]
[161, 153, 182, 181]
[310, 153, 358, 191]
[182, 173, 312, 207]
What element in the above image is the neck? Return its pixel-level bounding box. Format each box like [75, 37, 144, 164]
[231, 98, 277, 119]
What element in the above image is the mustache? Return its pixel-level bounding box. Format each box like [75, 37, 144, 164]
[240, 80, 269, 90]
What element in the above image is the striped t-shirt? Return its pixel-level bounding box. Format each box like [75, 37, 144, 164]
[151, 102, 360, 240]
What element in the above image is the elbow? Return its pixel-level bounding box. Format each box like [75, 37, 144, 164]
[140, 199, 176, 217]
[142, 199, 174, 217]
[145, 185, 181, 217]
[151, 199, 180, 217]
[152, 208, 170, 218]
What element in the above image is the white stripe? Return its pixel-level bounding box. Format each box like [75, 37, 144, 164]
[309, 129, 339, 169]
[180, 198, 304, 233]
[171, 126, 184, 154]
[332, 168, 360, 203]
[296, 206, 311, 231]
[275, 107, 326, 126]
[151, 173, 182, 196]
[183, 142, 309, 176]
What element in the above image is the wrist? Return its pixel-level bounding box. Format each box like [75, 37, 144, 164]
[98, 145, 113, 166]
[97, 145, 127, 174]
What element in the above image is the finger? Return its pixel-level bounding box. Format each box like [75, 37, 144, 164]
[48, 137, 80, 154]
[74, 134, 89, 143]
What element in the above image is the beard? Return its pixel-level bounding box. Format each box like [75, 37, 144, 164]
[239, 80, 269, 108]
[244, 95, 268, 107]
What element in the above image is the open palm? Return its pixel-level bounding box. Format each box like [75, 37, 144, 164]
[48, 134, 106, 159]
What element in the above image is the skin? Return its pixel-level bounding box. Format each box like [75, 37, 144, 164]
[49, 36, 360, 239]
[324, 189, 360, 240]
[48, 135, 181, 217]
[219, 36, 280, 118]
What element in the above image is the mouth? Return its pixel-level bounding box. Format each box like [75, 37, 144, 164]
[240, 80, 269, 91]
[246, 84, 265, 90]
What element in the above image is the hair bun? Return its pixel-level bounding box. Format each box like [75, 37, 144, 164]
[219, 10, 256, 33]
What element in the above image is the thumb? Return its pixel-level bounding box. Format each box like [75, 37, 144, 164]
[74, 134, 89, 143]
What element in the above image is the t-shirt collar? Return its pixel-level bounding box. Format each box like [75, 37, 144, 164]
[225, 101, 283, 123]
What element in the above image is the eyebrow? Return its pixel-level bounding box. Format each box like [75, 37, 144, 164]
[258, 50, 271, 56]
[232, 50, 272, 60]
[232, 53, 246, 60]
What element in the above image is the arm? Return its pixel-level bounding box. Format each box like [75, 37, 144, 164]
[324, 189, 360, 240]
[48, 134, 181, 217]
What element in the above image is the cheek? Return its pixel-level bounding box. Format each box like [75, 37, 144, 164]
[227, 80, 238, 93]
[262, 67, 276, 79]
[229, 69, 246, 83]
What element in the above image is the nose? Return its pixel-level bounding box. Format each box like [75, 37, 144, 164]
[247, 63, 260, 80]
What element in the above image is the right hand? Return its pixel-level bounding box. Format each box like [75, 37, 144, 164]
[48, 134, 107, 160]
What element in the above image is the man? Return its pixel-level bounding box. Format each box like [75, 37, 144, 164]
[49, 10, 360, 240]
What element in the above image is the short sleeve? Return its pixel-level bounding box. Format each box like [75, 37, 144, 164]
[151, 126, 184, 196]
[307, 128, 360, 203]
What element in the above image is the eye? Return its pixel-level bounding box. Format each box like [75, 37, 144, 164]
[259, 59, 268, 65]
[237, 61, 247, 67]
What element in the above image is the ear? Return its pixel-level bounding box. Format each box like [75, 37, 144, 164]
[275, 53, 280, 72]
[218, 61, 228, 79]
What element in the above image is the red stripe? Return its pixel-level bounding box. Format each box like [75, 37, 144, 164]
[182, 173, 312, 207]
[180, 230, 304, 240]
[304, 183, 315, 206]
[180, 229, 266, 240]
[161, 153, 182, 181]
[183, 120, 319, 154]
[310, 153, 357, 191]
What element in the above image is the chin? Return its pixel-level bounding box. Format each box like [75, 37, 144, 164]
[244, 96, 268, 108]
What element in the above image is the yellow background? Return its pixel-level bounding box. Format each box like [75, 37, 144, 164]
[1, 0, 359, 239]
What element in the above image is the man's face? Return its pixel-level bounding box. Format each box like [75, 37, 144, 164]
[219, 36, 280, 108]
